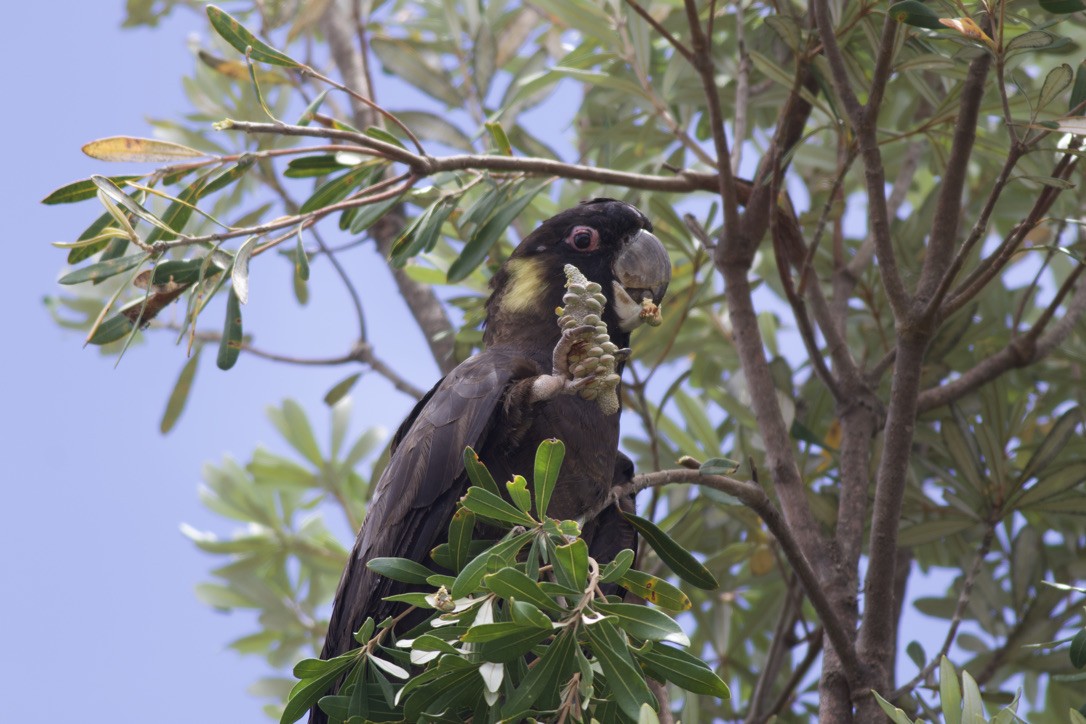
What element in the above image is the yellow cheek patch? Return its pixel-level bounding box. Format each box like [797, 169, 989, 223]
[502, 259, 548, 314]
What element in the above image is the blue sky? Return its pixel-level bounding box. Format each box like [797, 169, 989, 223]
[2, 3, 435, 720]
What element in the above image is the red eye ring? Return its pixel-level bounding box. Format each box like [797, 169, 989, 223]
[566, 225, 600, 252]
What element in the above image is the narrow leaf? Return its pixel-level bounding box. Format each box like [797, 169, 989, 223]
[463, 447, 502, 496]
[533, 438, 564, 517]
[160, 352, 200, 434]
[447, 507, 475, 573]
[216, 288, 243, 370]
[324, 372, 361, 407]
[366, 557, 433, 585]
[635, 643, 730, 697]
[484, 567, 562, 612]
[503, 626, 576, 716]
[58, 252, 147, 285]
[592, 601, 690, 646]
[617, 570, 691, 611]
[460, 486, 536, 527]
[552, 538, 588, 592]
[447, 185, 543, 282]
[206, 5, 300, 67]
[622, 512, 717, 590]
[888, 1, 943, 29]
[450, 531, 532, 598]
[585, 618, 656, 720]
[940, 656, 962, 724]
[43, 176, 139, 205]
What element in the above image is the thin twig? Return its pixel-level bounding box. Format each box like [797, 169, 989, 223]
[890, 523, 995, 699]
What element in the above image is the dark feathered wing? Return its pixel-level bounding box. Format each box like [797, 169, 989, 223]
[319, 348, 540, 662]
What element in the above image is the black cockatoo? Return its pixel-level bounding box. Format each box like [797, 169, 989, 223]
[310, 198, 670, 722]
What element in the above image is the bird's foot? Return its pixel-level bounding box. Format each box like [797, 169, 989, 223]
[530, 324, 599, 403]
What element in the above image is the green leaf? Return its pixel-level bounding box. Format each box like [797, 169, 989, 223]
[1071, 63, 1086, 114]
[463, 447, 502, 496]
[323, 372, 361, 407]
[354, 617, 376, 644]
[1006, 30, 1058, 53]
[464, 624, 552, 663]
[203, 155, 256, 195]
[284, 155, 351, 178]
[592, 602, 690, 646]
[450, 531, 532, 598]
[622, 512, 717, 590]
[1020, 407, 1084, 481]
[390, 196, 457, 266]
[940, 656, 962, 724]
[145, 175, 208, 245]
[58, 252, 147, 285]
[485, 121, 512, 155]
[510, 600, 553, 629]
[1071, 628, 1086, 668]
[635, 642, 730, 698]
[43, 176, 139, 205]
[533, 438, 564, 517]
[299, 163, 378, 214]
[484, 567, 562, 612]
[960, 669, 983, 724]
[160, 352, 200, 434]
[281, 655, 355, 724]
[600, 549, 635, 583]
[1040, 0, 1086, 11]
[348, 191, 405, 235]
[92, 175, 174, 234]
[552, 538, 588, 593]
[206, 5, 300, 67]
[152, 258, 224, 286]
[872, 691, 917, 724]
[296, 90, 329, 126]
[447, 185, 543, 282]
[460, 486, 536, 527]
[585, 618, 656, 720]
[1040, 64, 1074, 112]
[447, 507, 475, 573]
[366, 557, 433, 584]
[617, 569, 691, 611]
[503, 625, 577, 717]
[86, 313, 137, 345]
[700, 457, 740, 475]
[216, 288, 243, 370]
[506, 474, 531, 513]
[888, 1, 943, 29]
[67, 212, 118, 264]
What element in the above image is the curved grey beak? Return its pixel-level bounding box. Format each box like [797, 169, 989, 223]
[612, 229, 671, 330]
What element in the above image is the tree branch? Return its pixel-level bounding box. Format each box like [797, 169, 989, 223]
[590, 468, 861, 678]
[917, 263, 1086, 413]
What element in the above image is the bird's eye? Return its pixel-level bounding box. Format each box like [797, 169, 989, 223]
[566, 226, 600, 252]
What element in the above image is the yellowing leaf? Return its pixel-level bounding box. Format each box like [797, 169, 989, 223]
[938, 17, 993, 46]
[82, 136, 208, 162]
